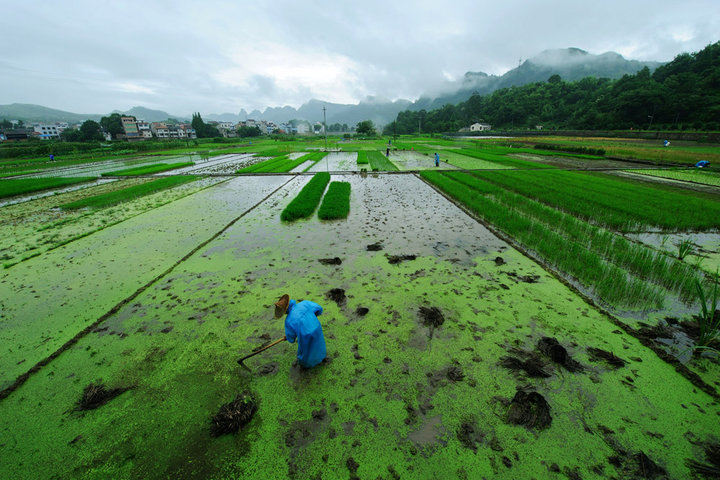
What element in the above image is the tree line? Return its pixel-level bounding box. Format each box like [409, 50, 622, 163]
[384, 41, 720, 135]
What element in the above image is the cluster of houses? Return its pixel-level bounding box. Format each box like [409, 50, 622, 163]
[0, 116, 328, 142]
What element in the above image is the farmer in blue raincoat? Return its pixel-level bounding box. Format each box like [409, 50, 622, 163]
[274, 294, 326, 368]
[696, 160, 710, 168]
[435, 152, 440, 167]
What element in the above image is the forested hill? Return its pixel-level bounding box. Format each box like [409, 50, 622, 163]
[385, 42, 720, 134]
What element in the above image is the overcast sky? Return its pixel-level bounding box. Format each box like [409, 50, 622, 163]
[1, 0, 717, 116]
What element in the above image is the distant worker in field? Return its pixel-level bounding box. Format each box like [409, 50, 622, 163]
[435, 152, 440, 167]
[696, 160, 710, 168]
[386, 147, 390, 157]
[663, 139, 670, 147]
[275, 294, 327, 368]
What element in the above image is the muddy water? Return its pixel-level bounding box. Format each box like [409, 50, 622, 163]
[0, 173, 717, 479]
[626, 231, 720, 274]
[305, 152, 359, 172]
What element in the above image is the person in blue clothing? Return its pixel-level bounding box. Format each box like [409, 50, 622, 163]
[274, 294, 326, 368]
[696, 160, 710, 168]
[434, 152, 440, 167]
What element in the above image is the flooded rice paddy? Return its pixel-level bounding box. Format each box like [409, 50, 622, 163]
[0, 160, 718, 479]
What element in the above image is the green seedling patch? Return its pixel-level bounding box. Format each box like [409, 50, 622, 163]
[101, 162, 194, 176]
[0, 177, 96, 199]
[318, 181, 351, 220]
[280, 172, 330, 221]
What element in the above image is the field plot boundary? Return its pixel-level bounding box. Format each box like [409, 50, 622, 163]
[0, 176, 295, 401]
[416, 172, 720, 400]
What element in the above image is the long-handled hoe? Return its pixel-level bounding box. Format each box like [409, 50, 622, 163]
[237, 337, 286, 372]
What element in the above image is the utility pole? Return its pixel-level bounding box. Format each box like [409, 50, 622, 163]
[323, 106, 328, 151]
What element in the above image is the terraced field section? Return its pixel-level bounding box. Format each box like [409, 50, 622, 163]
[0, 170, 718, 479]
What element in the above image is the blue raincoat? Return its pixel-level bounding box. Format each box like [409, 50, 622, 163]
[284, 299, 326, 368]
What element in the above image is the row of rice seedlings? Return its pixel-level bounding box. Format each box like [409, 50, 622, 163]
[422, 170, 667, 309]
[101, 162, 194, 176]
[317, 182, 351, 220]
[367, 151, 399, 171]
[453, 148, 554, 169]
[253, 152, 322, 173]
[694, 271, 719, 350]
[356, 151, 369, 165]
[471, 169, 720, 232]
[299, 152, 329, 172]
[629, 168, 720, 188]
[60, 176, 200, 210]
[280, 172, 330, 221]
[0, 177, 96, 199]
[237, 155, 289, 173]
[451, 171, 700, 299]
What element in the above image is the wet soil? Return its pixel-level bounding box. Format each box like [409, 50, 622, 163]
[686, 442, 720, 478]
[210, 391, 257, 437]
[537, 337, 583, 372]
[76, 382, 131, 411]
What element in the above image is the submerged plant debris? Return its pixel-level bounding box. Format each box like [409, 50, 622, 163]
[587, 347, 628, 368]
[537, 337, 583, 372]
[499, 355, 551, 378]
[506, 389, 552, 430]
[387, 254, 417, 264]
[76, 382, 130, 411]
[318, 257, 342, 265]
[210, 391, 257, 437]
[366, 242, 383, 251]
[419, 306, 445, 328]
[326, 288, 346, 305]
[686, 442, 720, 478]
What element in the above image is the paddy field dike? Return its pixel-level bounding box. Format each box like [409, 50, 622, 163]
[0, 135, 719, 479]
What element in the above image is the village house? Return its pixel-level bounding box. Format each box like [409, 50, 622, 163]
[470, 122, 492, 131]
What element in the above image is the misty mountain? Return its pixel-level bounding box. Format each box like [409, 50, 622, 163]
[1, 47, 664, 128]
[411, 48, 663, 111]
[115, 106, 188, 123]
[0, 103, 102, 123]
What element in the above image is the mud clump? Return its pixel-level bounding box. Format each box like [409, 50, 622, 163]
[366, 242, 383, 251]
[686, 442, 720, 478]
[587, 347, 627, 369]
[387, 254, 417, 264]
[257, 362, 279, 376]
[446, 365, 465, 382]
[355, 307, 369, 316]
[506, 389, 552, 430]
[318, 257, 342, 265]
[210, 391, 257, 437]
[326, 288, 346, 306]
[537, 337, 582, 372]
[346, 457, 360, 477]
[494, 256, 506, 266]
[500, 355, 551, 378]
[457, 421, 484, 452]
[76, 382, 131, 411]
[419, 306, 445, 328]
[610, 451, 667, 479]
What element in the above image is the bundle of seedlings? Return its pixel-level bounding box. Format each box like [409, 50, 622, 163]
[76, 382, 131, 411]
[318, 181, 351, 220]
[210, 391, 258, 437]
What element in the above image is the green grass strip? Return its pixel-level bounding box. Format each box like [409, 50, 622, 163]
[318, 182, 351, 220]
[357, 152, 369, 165]
[0, 177, 96, 199]
[61, 175, 200, 210]
[101, 162, 194, 176]
[367, 151, 399, 171]
[281, 172, 330, 221]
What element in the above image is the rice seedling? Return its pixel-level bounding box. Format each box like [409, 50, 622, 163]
[101, 162, 194, 176]
[61, 176, 200, 210]
[0, 177, 96, 199]
[694, 270, 719, 349]
[318, 181, 351, 220]
[367, 151, 399, 171]
[357, 151, 369, 165]
[677, 238, 694, 260]
[280, 172, 330, 221]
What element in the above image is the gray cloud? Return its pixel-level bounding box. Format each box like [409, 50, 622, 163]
[1, 0, 717, 117]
